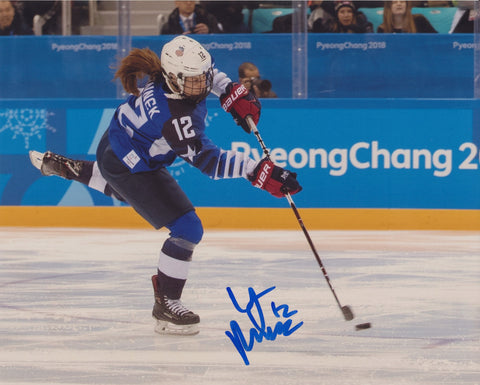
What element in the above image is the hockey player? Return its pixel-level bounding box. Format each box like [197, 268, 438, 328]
[29, 35, 301, 335]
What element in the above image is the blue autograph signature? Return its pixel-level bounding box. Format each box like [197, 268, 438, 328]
[225, 286, 304, 365]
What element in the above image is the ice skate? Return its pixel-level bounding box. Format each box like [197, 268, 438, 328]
[29, 150, 82, 179]
[151, 275, 200, 336]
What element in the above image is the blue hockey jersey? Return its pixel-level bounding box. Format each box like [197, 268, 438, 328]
[107, 80, 256, 180]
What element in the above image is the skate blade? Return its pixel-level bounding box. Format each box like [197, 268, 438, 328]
[29, 150, 44, 171]
[154, 319, 199, 336]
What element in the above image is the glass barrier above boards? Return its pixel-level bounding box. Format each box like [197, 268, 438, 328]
[0, 1, 479, 99]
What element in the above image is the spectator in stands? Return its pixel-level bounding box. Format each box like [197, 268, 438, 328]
[308, 1, 334, 32]
[271, 1, 334, 33]
[449, 1, 476, 33]
[200, 1, 250, 33]
[22, 1, 63, 35]
[0, 0, 33, 35]
[270, 8, 302, 33]
[239, 62, 277, 98]
[377, 0, 438, 33]
[161, 1, 221, 35]
[312, 0, 374, 33]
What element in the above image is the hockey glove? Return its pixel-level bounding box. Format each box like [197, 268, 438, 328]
[220, 82, 261, 133]
[249, 158, 302, 198]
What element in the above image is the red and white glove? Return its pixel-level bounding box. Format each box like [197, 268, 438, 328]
[220, 82, 261, 133]
[249, 158, 302, 198]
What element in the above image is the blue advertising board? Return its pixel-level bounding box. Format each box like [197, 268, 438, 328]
[1, 98, 479, 210]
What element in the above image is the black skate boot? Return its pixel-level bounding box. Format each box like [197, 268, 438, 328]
[151, 275, 200, 335]
[29, 150, 82, 179]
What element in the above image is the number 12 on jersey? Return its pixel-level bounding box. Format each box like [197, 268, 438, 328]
[172, 117, 195, 141]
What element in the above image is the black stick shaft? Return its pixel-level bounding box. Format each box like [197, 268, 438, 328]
[246, 116, 353, 321]
[285, 193, 347, 311]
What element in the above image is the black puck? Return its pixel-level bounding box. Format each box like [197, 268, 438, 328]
[355, 322, 371, 331]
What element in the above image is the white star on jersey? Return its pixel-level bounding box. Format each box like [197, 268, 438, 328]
[183, 145, 197, 162]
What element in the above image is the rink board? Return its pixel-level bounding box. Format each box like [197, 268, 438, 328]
[0, 98, 479, 229]
[1, 206, 479, 230]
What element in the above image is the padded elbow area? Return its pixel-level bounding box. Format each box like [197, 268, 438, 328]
[167, 210, 204, 244]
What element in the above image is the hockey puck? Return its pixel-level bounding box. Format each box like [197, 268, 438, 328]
[355, 322, 371, 331]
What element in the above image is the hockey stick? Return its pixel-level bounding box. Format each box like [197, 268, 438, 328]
[246, 116, 354, 322]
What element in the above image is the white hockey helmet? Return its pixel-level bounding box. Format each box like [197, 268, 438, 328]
[160, 36, 213, 102]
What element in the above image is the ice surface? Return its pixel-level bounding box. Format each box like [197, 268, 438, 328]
[0, 228, 478, 385]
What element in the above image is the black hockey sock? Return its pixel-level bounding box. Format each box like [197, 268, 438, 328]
[156, 270, 186, 300]
[156, 237, 196, 300]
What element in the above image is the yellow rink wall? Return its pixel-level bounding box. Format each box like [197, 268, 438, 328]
[1, 206, 479, 231]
